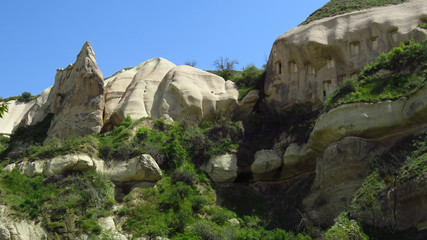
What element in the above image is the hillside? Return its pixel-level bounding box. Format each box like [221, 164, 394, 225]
[0, 0, 426, 239]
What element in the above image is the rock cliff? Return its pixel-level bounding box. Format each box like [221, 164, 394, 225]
[265, 0, 426, 111]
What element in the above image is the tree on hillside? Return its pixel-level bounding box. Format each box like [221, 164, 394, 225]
[213, 57, 239, 80]
[184, 60, 197, 67]
[18, 92, 31, 103]
[0, 102, 8, 118]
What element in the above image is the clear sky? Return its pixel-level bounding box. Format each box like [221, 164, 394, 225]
[0, 0, 329, 98]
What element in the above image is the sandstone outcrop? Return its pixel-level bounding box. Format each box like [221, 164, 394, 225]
[0, 205, 47, 240]
[0, 100, 36, 135]
[105, 154, 162, 183]
[17, 87, 52, 128]
[152, 65, 239, 124]
[234, 90, 260, 120]
[106, 58, 176, 128]
[3, 154, 102, 177]
[202, 154, 238, 183]
[303, 137, 379, 225]
[308, 85, 427, 152]
[251, 149, 282, 181]
[44, 41, 104, 140]
[3, 153, 162, 184]
[265, 0, 427, 111]
[302, 86, 427, 226]
[280, 143, 317, 179]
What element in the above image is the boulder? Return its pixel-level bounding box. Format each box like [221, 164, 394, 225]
[152, 65, 239, 124]
[107, 58, 176, 127]
[280, 143, 317, 179]
[203, 154, 238, 183]
[43, 154, 101, 177]
[44, 41, 104, 141]
[251, 149, 282, 180]
[106, 154, 162, 183]
[265, 0, 427, 110]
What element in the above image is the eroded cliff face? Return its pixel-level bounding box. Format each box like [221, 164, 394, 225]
[265, 0, 427, 111]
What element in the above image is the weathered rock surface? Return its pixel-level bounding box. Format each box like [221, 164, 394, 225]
[97, 217, 128, 240]
[43, 41, 104, 140]
[234, 90, 260, 120]
[0, 205, 47, 240]
[265, 0, 427, 111]
[4, 154, 103, 177]
[152, 65, 239, 124]
[251, 149, 282, 181]
[0, 100, 36, 135]
[308, 85, 427, 152]
[280, 143, 317, 179]
[303, 137, 379, 225]
[107, 58, 176, 127]
[105, 154, 162, 183]
[3, 153, 162, 184]
[17, 86, 52, 128]
[202, 154, 238, 183]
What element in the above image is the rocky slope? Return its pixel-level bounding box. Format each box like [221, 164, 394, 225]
[0, 0, 426, 239]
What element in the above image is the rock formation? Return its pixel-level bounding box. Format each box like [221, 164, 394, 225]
[107, 58, 176, 128]
[265, 0, 427, 111]
[0, 205, 47, 240]
[45, 42, 104, 140]
[251, 149, 282, 181]
[202, 153, 238, 183]
[0, 100, 36, 135]
[152, 65, 239, 124]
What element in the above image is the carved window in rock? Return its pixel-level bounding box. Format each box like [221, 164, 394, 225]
[323, 80, 332, 98]
[289, 61, 298, 73]
[306, 63, 316, 75]
[350, 41, 360, 56]
[326, 57, 335, 69]
[371, 37, 379, 50]
[275, 61, 282, 74]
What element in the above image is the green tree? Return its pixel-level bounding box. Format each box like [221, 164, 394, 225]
[0, 102, 8, 118]
[213, 57, 239, 80]
[18, 92, 32, 103]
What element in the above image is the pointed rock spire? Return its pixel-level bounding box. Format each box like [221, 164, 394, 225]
[44, 41, 105, 141]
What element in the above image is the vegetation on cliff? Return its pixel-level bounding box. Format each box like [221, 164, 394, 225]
[324, 40, 426, 111]
[301, 0, 409, 25]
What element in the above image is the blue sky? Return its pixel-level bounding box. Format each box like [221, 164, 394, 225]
[0, 0, 329, 98]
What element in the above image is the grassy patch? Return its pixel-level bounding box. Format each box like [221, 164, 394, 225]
[123, 163, 310, 239]
[323, 212, 368, 240]
[349, 130, 426, 238]
[324, 40, 426, 111]
[301, 0, 408, 25]
[0, 170, 115, 234]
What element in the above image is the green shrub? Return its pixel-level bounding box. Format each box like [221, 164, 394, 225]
[323, 213, 368, 240]
[0, 170, 114, 234]
[301, 0, 408, 25]
[208, 206, 236, 226]
[324, 40, 426, 111]
[1, 113, 53, 160]
[17, 92, 32, 103]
